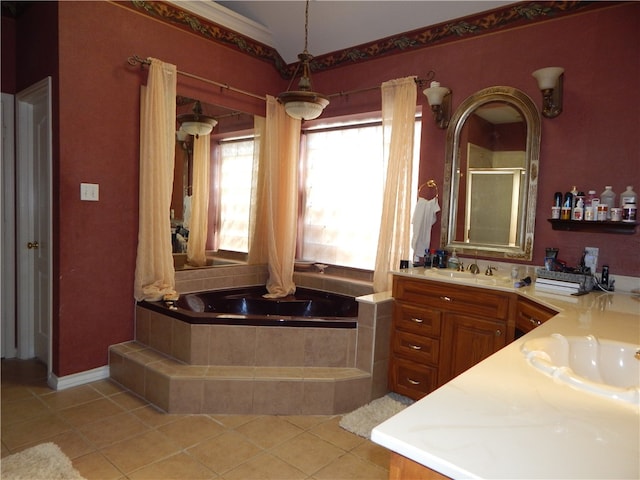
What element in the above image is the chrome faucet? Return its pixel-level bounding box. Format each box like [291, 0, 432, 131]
[457, 262, 465, 272]
[485, 265, 497, 276]
[468, 263, 480, 274]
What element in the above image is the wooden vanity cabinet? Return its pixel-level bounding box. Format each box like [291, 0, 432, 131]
[389, 276, 516, 400]
[515, 296, 558, 336]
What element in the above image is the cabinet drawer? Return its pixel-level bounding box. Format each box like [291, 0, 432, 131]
[516, 298, 557, 333]
[392, 330, 439, 365]
[389, 357, 438, 400]
[394, 302, 441, 336]
[393, 277, 512, 320]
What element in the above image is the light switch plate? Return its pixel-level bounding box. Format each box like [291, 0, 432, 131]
[80, 183, 99, 201]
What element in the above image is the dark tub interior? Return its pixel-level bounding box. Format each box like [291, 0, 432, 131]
[141, 286, 359, 328]
[178, 286, 358, 317]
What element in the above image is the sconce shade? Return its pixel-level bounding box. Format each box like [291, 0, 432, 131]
[176, 128, 189, 142]
[423, 81, 450, 106]
[177, 100, 217, 137]
[532, 67, 564, 118]
[422, 81, 451, 129]
[532, 67, 564, 90]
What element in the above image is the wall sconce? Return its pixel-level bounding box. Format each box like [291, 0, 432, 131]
[423, 81, 451, 129]
[532, 67, 564, 118]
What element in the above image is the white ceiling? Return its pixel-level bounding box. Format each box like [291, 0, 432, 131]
[168, 1, 515, 64]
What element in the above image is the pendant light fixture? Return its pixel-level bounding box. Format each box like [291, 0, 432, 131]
[278, 0, 329, 120]
[177, 100, 218, 138]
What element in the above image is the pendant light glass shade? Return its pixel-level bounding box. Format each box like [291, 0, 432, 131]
[177, 101, 217, 137]
[278, 2, 329, 120]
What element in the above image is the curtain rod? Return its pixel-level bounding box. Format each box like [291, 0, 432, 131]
[128, 55, 436, 104]
[128, 55, 266, 102]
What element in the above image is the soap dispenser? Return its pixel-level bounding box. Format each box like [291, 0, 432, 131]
[447, 249, 460, 270]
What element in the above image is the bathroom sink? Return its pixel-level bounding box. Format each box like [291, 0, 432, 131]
[430, 269, 511, 286]
[521, 334, 640, 405]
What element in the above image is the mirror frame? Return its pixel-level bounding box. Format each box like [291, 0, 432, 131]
[440, 86, 541, 260]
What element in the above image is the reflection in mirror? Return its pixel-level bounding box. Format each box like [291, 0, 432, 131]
[171, 96, 254, 261]
[441, 87, 540, 260]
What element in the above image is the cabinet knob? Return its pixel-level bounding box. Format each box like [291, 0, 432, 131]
[495, 329, 502, 336]
[440, 296, 452, 302]
[409, 344, 422, 351]
[407, 378, 421, 385]
[529, 317, 542, 326]
[410, 317, 424, 324]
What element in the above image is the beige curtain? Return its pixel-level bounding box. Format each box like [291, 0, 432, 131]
[248, 114, 267, 264]
[248, 96, 301, 297]
[373, 77, 417, 292]
[134, 58, 177, 301]
[186, 134, 210, 266]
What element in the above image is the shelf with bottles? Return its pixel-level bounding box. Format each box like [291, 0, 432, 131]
[547, 219, 637, 234]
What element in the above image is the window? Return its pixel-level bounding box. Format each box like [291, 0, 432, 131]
[214, 115, 421, 270]
[217, 138, 254, 252]
[300, 118, 421, 269]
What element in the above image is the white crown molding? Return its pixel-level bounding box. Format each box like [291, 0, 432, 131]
[164, 0, 275, 48]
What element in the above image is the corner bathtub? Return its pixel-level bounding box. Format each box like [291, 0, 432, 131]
[140, 286, 358, 328]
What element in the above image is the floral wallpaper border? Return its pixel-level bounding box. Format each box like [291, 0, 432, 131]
[125, 1, 618, 79]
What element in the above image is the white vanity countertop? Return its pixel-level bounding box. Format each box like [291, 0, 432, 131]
[371, 268, 640, 479]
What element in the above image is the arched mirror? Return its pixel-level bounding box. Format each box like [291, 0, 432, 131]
[440, 86, 540, 260]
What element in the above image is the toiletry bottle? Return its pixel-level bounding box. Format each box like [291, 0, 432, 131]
[447, 249, 460, 269]
[585, 190, 599, 221]
[561, 192, 573, 220]
[553, 192, 563, 207]
[600, 186, 616, 219]
[573, 197, 584, 221]
[620, 185, 636, 207]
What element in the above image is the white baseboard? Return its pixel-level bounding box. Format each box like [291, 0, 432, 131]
[48, 365, 110, 390]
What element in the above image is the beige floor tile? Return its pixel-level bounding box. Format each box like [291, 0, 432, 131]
[89, 379, 126, 397]
[78, 411, 151, 448]
[312, 452, 388, 480]
[1, 395, 50, 425]
[223, 451, 307, 480]
[1, 413, 71, 451]
[40, 385, 104, 410]
[281, 415, 333, 431]
[156, 415, 225, 448]
[0, 384, 38, 403]
[73, 451, 125, 480]
[187, 430, 262, 474]
[131, 404, 180, 428]
[57, 397, 126, 427]
[234, 415, 303, 449]
[47, 429, 96, 460]
[127, 452, 218, 479]
[100, 430, 181, 474]
[209, 414, 256, 429]
[108, 390, 150, 411]
[351, 441, 391, 470]
[308, 417, 365, 451]
[270, 431, 345, 475]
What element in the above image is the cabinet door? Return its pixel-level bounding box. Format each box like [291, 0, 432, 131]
[440, 313, 507, 384]
[516, 297, 557, 336]
[389, 356, 438, 400]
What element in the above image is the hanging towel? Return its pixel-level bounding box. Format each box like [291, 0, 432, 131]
[411, 197, 440, 262]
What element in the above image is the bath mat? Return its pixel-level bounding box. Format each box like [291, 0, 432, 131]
[339, 392, 414, 439]
[1, 442, 86, 480]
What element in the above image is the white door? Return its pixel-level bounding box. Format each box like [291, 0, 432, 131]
[16, 77, 52, 374]
[1, 93, 17, 359]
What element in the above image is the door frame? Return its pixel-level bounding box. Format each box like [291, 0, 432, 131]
[15, 77, 53, 377]
[1, 93, 17, 359]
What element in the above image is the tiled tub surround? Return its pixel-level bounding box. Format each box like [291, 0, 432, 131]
[110, 264, 393, 414]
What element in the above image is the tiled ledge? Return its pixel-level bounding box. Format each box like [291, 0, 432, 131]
[109, 341, 371, 415]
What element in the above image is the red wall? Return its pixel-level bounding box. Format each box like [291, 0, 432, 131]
[5, 1, 639, 377]
[313, 2, 640, 272]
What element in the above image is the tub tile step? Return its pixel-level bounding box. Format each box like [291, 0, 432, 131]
[109, 341, 373, 415]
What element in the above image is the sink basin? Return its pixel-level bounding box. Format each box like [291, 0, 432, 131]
[430, 269, 511, 286]
[521, 334, 640, 405]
